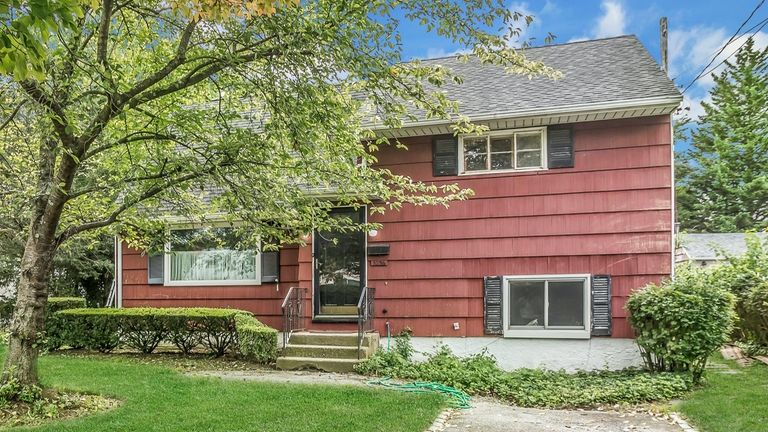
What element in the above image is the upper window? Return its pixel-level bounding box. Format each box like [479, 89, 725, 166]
[165, 226, 260, 286]
[461, 128, 546, 174]
[502, 275, 590, 339]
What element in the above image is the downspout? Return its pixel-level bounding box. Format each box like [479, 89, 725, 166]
[115, 235, 123, 308]
[661, 17, 676, 279]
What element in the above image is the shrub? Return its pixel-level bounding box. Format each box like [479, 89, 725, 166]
[54, 309, 122, 352]
[355, 339, 691, 408]
[50, 307, 276, 360]
[626, 266, 736, 382]
[235, 314, 278, 364]
[708, 234, 768, 347]
[1, 296, 87, 329]
[741, 280, 768, 346]
[46, 297, 87, 315]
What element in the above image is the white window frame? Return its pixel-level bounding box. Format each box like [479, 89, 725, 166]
[502, 274, 591, 339]
[163, 223, 262, 286]
[459, 126, 548, 175]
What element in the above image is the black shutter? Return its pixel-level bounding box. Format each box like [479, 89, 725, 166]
[591, 274, 612, 336]
[547, 126, 574, 168]
[433, 135, 459, 176]
[261, 251, 279, 283]
[147, 254, 164, 284]
[483, 276, 503, 335]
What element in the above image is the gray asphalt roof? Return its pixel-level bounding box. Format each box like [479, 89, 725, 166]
[404, 35, 681, 122]
[679, 233, 768, 260]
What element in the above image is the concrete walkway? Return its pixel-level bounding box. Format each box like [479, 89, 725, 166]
[445, 397, 684, 432]
[189, 370, 687, 432]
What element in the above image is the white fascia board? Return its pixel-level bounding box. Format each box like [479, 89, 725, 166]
[370, 95, 683, 133]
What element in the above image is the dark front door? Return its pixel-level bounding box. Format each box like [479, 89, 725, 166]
[313, 208, 366, 318]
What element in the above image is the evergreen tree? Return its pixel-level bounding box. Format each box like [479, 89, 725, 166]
[677, 38, 768, 232]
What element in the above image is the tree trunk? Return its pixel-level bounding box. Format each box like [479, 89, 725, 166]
[2, 138, 70, 388]
[1, 224, 58, 387]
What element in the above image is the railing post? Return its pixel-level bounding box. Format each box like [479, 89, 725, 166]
[357, 286, 375, 359]
[282, 287, 306, 349]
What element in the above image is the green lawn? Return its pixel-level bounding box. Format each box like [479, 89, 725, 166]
[677, 357, 768, 432]
[1, 347, 444, 431]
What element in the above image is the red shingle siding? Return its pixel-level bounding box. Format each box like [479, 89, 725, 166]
[120, 243, 299, 329]
[120, 115, 673, 339]
[366, 115, 672, 338]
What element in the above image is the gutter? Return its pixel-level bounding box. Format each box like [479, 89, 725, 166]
[369, 95, 683, 131]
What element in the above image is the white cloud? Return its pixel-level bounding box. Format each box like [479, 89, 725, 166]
[569, 1, 626, 42]
[669, 26, 768, 118]
[423, 47, 470, 59]
[595, 1, 626, 38]
[508, 1, 548, 47]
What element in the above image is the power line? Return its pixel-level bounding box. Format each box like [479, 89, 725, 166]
[695, 17, 768, 83]
[682, 0, 766, 93]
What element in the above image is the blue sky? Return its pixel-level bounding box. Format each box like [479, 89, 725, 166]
[395, 0, 768, 136]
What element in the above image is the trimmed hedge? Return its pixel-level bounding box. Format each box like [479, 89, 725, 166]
[48, 307, 277, 363]
[235, 314, 278, 363]
[47, 297, 87, 314]
[0, 296, 86, 326]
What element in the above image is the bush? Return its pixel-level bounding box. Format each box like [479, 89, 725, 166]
[708, 234, 768, 347]
[741, 280, 768, 346]
[626, 266, 736, 382]
[46, 297, 87, 315]
[54, 309, 122, 352]
[355, 339, 691, 408]
[0, 296, 86, 329]
[49, 307, 276, 361]
[235, 314, 278, 364]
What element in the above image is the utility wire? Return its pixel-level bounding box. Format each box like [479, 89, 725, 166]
[682, 0, 766, 93]
[693, 17, 768, 84]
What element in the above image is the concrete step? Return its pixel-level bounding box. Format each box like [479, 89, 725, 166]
[284, 344, 370, 360]
[276, 356, 361, 373]
[289, 331, 380, 349]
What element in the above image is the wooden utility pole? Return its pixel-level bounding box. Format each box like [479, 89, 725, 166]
[660, 17, 669, 74]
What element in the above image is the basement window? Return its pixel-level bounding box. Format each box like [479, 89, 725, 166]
[502, 275, 590, 339]
[164, 226, 261, 286]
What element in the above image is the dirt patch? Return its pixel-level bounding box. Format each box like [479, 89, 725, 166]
[188, 369, 370, 386]
[0, 391, 120, 429]
[49, 348, 271, 372]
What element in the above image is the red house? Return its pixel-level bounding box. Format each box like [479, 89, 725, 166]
[115, 36, 681, 371]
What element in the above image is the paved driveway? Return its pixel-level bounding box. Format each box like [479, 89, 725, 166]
[444, 398, 685, 432]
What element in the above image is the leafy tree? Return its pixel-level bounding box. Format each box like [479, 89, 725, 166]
[677, 38, 768, 232]
[0, 0, 557, 390]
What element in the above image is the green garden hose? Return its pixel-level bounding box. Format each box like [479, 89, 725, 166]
[366, 377, 471, 409]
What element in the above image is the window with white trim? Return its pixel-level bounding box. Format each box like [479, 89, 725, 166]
[461, 128, 546, 174]
[165, 226, 260, 286]
[502, 275, 590, 339]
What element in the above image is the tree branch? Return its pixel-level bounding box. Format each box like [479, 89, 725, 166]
[56, 171, 203, 243]
[0, 100, 26, 132]
[96, 0, 113, 67]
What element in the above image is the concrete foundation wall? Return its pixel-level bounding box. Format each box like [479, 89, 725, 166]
[407, 337, 643, 372]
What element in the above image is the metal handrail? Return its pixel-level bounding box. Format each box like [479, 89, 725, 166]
[357, 286, 375, 359]
[281, 287, 306, 348]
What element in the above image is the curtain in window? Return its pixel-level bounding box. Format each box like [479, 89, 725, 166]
[170, 250, 256, 282]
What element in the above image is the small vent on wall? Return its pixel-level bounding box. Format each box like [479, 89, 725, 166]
[367, 244, 390, 256]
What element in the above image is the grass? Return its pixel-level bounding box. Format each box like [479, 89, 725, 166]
[677, 356, 768, 432]
[0, 347, 444, 431]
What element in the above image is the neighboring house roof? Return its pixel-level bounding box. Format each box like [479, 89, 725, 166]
[401, 35, 681, 125]
[677, 233, 768, 261]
